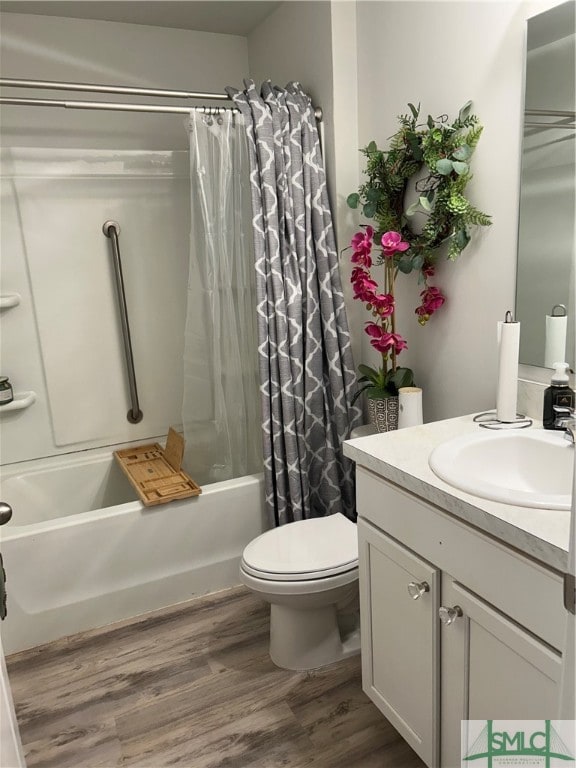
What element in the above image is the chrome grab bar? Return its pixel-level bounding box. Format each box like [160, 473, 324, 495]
[102, 221, 143, 424]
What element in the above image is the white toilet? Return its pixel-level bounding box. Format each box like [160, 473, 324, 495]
[240, 513, 360, 670]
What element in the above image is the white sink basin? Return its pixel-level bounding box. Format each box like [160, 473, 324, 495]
[429, 429, 573, 510]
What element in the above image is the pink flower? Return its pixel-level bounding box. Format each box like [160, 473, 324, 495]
[352, 270, 378, 303]
[415, 286, 446, 324]
[364, 323, 407, 355]
[364, 322, 383, 339]
[370, 331, 408, 355]
[350, 226, 374, 268]
[380, 231, 409, 257]
[351, 250, 372, 268]
[370, 292, 395, 317]
[389, 333, 408, 353]
[420, 286, 445, 313]
[351, 267, 367, 283]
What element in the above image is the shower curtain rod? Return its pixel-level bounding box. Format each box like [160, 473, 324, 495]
[0, 96, 239, 116]
[0, 77, 324, 120]
[0, 77, 231, 100]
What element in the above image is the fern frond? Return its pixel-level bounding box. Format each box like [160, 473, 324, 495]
[465, 125, 483, 149]
[464, 206, 492, 227]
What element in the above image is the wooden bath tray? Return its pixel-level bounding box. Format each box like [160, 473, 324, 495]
[114, 428, 201, 506]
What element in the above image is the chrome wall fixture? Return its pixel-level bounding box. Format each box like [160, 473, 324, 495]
[102, 221, 143, 425]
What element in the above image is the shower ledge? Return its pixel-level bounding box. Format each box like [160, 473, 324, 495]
[0, 391, 36, 413]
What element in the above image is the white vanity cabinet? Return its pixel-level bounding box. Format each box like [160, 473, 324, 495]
[440, 576, 563, 767]
[359, 519, 440, 766]
[356, 466, 565, 768]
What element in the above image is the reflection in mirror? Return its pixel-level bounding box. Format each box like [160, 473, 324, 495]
[516, 0, 575, 371]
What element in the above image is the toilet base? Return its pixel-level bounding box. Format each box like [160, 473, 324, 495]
[269, 602, 360, 671]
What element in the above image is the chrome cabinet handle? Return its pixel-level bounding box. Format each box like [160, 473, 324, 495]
[439, 605, 463, 625]
[407, 581, 430, 600]
[0, 502, 12, 526]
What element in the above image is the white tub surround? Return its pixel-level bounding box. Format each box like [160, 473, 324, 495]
[344, 417, 571, 768]
[1, 447, 265, 654]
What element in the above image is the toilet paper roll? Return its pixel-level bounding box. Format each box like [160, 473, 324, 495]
[496, 319, 520, 423]
[398, 387, 423, 429]
[544, 313, 568, 369]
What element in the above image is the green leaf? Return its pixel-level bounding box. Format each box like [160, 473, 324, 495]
[458, 101, 473, 122]
[452, 161, 469, 175]
[397, 255, 413, 274]
[366, 187, 380, 203]
[407, 135, 423, 161]
[406, 201, 420, 217]
[408, 102, 419, 120]
[454, 228, 471, 250]
[367, 386, 394, 400]
[390, 367, 415, 390]
[347, 192, 360, 209]
[365, 140, 378, 153]
[435, 158, 453, 175]
[426, 189, 436, 203]
[381, 367, 415, 396]
[357, 364, 381, 384]
[452, 144, 472, 161]
[427, 114, 434, 129]
[363, 202, 377, 218]
[412, 253, 425, 270]
[419, 196, 432, 212]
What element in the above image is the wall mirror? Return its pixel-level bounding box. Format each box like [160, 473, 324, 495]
[516, 0, 575, 372]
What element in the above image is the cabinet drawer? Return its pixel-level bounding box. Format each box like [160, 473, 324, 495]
[357, 467, 565, 651]
[359, 518, 440, 767]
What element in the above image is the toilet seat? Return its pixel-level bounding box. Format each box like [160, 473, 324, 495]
[241, 514, 358, 582]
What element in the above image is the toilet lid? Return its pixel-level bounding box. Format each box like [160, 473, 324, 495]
[241, 514, 358, 581]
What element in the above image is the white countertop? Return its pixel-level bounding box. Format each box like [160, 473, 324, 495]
[344, 415, 571, 573]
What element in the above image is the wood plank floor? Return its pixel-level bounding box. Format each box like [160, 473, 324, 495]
[6, 586, 426, 768]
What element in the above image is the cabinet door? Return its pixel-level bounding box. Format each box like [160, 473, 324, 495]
[441, 575, 563, 768]
[358, 518, 440, 768]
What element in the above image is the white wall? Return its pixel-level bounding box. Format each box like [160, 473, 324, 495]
[248, 0, 363, 366]
[0, 13, 249, 465]
[248, 1, 338, 240]
[354, 0, 567, 422]
[0, 13, 248, 150]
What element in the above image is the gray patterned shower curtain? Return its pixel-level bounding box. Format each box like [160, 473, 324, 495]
[227, 80, 361, 527]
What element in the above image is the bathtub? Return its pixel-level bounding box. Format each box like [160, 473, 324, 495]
[0, 446, 266, 654]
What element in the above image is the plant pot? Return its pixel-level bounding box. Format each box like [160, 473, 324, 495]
[367, 395, 399, 433]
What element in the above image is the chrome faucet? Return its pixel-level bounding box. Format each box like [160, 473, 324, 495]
[554, 405, 576, 443]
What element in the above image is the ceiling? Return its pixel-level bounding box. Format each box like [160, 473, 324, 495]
[0, 1, 283, 35]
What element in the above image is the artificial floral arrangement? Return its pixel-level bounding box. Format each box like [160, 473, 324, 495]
[348, 101, 491, 404]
